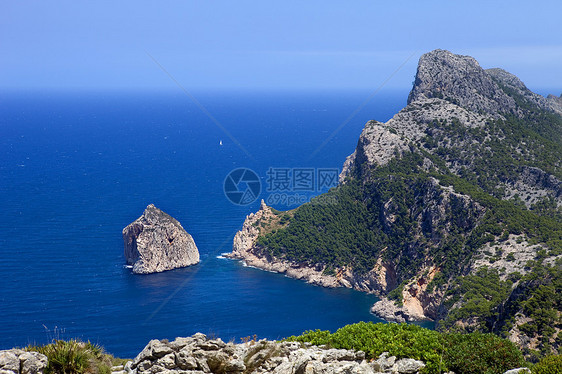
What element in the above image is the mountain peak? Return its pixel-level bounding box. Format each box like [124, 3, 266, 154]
[407, 49, 517, 115]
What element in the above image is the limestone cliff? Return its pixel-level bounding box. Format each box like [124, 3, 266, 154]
[408, 49, 517, 116]
[228, 49, 562, 355]
[123, 204, 199, 274]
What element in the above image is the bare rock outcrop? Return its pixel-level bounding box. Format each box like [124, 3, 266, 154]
[340, 121, 409, 182]
[125, 334, 426, 374]
[408, 49, 517, 116]
[123, 204, 199, 274]
[487, 68, 562, 117]
[547, 93, 562, 115]
[0, 349, 47, 374]
[504, 166, 562, 208]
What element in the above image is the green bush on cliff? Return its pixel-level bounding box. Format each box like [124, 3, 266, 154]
[286, 322, 526, 374]
[440, 267, 514, 332]
[444, 332, 527, 374]
[287, 322, 443, 373]
[532, 355, 562, 374]
[515, 259, 562, 355]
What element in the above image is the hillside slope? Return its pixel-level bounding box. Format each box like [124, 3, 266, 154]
[227, 50, 562, 358]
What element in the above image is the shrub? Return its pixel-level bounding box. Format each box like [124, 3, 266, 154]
[287, 322, 444, 373]
[444, 332, 527, 374]
[29, 340, 95, 374]
[287, 329, 331, 347]
[532, 355, 562, 374]
[27, 339, 122, 374]
[286, 322, 527, 374]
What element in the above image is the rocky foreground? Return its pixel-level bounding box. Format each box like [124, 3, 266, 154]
[123, 334, 425, 374]
[0, 349, 47, 374]
[1, 333, 534, 374]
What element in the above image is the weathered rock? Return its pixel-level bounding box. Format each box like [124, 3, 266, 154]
[503, 368, 531, 374]
[408, 49, 517, 116]
[127, 335, 427, 374]
[487, 68, 562, 117]
[340, 120, 410, 182]
[370, 298, 409, 323]
[19, 352, 48, 374]
[546, 93, 562, 115]
[0, 351, 20, 374]
[123, 204, 199, 274]
[393, 358, 426, 374]
[0, 350, 47, 374]
[372, 352, 396, 372]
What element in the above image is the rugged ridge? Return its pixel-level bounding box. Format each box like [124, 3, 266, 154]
[123, 204, 199, 274]
[124, 334, 426, 374]
[407, 49, 517, 116]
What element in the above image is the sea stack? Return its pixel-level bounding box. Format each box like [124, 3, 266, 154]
[123, 204, 200, 274]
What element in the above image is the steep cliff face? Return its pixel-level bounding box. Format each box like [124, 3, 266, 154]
[339, 121, 409, 183]
[123, 204, 199, 274]
[486, 68, 562, 117]
[547, 93, 562, 115]
[229, 49, 562, 355]
[407, 50, 517, 116]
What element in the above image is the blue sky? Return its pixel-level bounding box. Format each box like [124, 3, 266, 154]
[1, 1, 561, 93]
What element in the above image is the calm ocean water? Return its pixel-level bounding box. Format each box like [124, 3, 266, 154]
[0, 89, 409, 357]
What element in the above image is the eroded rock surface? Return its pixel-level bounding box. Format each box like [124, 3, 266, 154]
[123, 204, 199, 274]
[125, 334, 425, 374]
[0, 349, 47, 374]
[408, 49, 517, 116]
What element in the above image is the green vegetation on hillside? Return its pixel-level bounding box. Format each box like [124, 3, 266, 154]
[256, 179, 385, 274]
[286, 322, 526, 374]
[508, 259, 562, 358]
[252, 88, 562, 358]
[440, 267, 513, 331]
[532, 355, 562, 374]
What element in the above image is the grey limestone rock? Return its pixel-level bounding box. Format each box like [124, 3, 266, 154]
[503, 368, 531, 374]
[123, 204, 200, 274]
[0, 350, 48, 374]
[487, 68, 562, 117]
[339, 120, 410, 182]
[393, 358, 426, 374]
[408, 49, 517, 116]
[127, 335, 426, 374]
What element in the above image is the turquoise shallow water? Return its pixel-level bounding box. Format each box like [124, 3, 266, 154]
[0, 89, 411, 357]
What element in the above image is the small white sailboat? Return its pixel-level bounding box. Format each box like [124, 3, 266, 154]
[219, 140, 223, 146]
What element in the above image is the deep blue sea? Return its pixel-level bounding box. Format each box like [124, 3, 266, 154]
[0, 88, 409, 358]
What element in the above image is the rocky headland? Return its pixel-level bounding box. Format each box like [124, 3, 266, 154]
[225, 49, 562, 354]
[123, 204, 200, 274]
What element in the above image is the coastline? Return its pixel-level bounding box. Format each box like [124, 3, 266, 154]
[225, 200, 436, 324]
